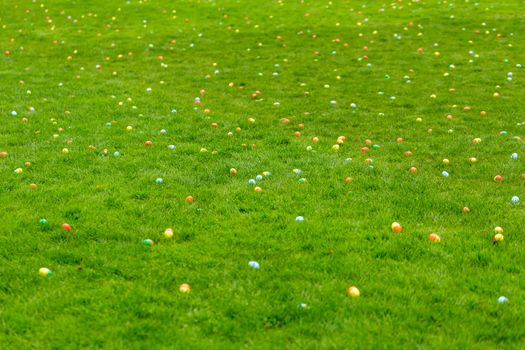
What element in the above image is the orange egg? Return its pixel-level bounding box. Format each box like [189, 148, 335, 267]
[254, 186, 263, 193]
[185, 195, 194, 203]
[391, 222, 402, 233]
[409, 167, 417, 173]
[428, 233, 441, 242]
[144, 140, 153, 146]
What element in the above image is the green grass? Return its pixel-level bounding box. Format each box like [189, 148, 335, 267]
[1, 0, 525, 348]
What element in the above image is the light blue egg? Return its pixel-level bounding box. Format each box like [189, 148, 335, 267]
[248, 261, 260, 269]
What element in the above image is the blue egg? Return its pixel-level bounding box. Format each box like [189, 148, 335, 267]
[248, 179, 256, 185]
[255, 175, 263, 181]
[155, 178, 163, 184]
[248, 261, 260, 269]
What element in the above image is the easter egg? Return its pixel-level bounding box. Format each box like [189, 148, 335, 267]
[347, 286, 360, 298]
[254, 186, 263, 192]
[164, 228, 174, 239]
[428, 233, 441, 242]
[442, 171, 449, 177]
[463, 207, 471, 213]
[442, 159, 450, 165]
[494, 175, 503, 182]
[230, 168, 237, 175]
[295, 216, 305, 222]
[248, 179, 256, 185]
[179, 283, 191, 293]
[39, 218, 48, 225]
[494, 227, 503, 234]
[144, 141, 153, 147]
[248, 261, 260, 269]
[62, 223, 72, 231]
[409, 167, 417, 173]
[498, 296, 508, 304]
[143, 239, 154, 246]
[511, 153, 518, 159]
[14, 168, 23, 174]
[391, 222, 402, 233]
[493, 233, 504, 242]
[38, 267, 53, 277]
[511, 196, 520, 204]
[155, 178, 163, 184]
[185, 196, 194, 203]
[0, 151, 8, 158]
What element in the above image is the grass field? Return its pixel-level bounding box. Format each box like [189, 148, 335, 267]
[1, 0, 525, 348]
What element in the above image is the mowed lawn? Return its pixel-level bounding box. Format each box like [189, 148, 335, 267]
[1, 0, 525, 348]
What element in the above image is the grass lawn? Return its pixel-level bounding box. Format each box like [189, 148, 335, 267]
[1, 0, 525, 348]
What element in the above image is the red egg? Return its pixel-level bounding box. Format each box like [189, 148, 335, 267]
[62, 223, 72, 231]
[494, 175, 503, 182]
